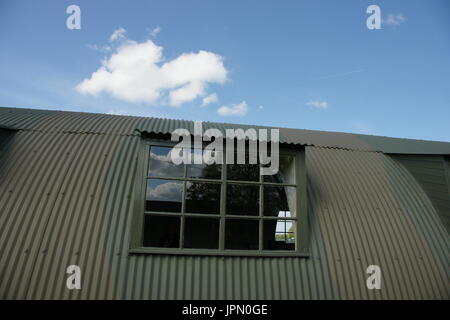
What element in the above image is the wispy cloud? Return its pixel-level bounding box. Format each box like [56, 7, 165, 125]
[306, 100, 329, 109]
[202, 93, 218, 106]
[316, 69, 364, 81]
[77, 28, 228, 107]
[217, 101, 248, 116]
[149, 26, 161, 38]
[383, 13, 406, 27]
[86, 43, 112, 53]
[109, 27, 127, 42]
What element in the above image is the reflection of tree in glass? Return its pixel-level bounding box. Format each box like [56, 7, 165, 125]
[186, 181, 220, 201]
[227, 184, 259, 215]
[187, 162, 221, 179]
[227, 163, 259, 181]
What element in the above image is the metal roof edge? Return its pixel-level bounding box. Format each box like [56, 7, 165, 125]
[1, 106, 449, 154]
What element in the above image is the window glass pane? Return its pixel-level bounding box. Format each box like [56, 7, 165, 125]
[185, 181, 221, 214]
[227, 163, 259, 181]
[263, 155, 295, 183]
[225, 219, 259, 250]
[226, 184, 259, 216]
[263, 219, 296, 250]
[143, 215, 180, 248]
[227, 164, 260, 181]
[184, 217, 219, 249]
[187, 149, 222, 179]
[227, 151, 259, 181]
[263, 186, 296, 217]
[145, 179, 183, 213]
[148, 146, 184, 178]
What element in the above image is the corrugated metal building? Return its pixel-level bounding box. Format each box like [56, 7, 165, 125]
[0, 106, 448, 300]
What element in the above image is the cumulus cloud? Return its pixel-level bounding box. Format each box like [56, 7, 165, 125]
[76, 28, 228, 106]
[306, 100, 329, 109]
[217, 101, 248, 116]
[202, 93, 218, 106]
[147, 181, 183, 201]
[383, 14, 406, 26]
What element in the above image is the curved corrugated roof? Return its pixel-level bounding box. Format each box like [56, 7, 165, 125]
[1, 106, 449, 154]
[0, 130, 448, 299]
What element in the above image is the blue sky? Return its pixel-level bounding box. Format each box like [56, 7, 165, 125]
[0, 0, 449, 141]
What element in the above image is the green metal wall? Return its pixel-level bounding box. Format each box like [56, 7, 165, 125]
[392, 154, 450, 233]
[0, 128, 448, 299]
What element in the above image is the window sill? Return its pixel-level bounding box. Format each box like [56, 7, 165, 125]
[129, 247, 310, 258]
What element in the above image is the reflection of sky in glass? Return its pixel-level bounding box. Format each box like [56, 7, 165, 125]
[188, 149, 212, 175]
[146, 179, 183, 202]
[149, 146, 184, 177]
[186, 149, 222, 179]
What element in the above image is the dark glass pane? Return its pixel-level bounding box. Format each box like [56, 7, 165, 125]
[145, 179, 183, 213]
[187, 149, 221, 179]
[184, 218, 219, 249]
[225, 219, 259, 250]
[227, 164, 259, 181]
[226, 184, 259, 216]
[263, 155, 295, 183]
[148, 146, 184, 178]
[227, 151, 259, 181]
[263, 186, 296, 217]
[143, 215, 180, 248]
[263, 219, 296, 251]
[185, 181, 221, 214]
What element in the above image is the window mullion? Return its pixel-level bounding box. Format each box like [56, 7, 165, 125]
[258, 183, 263, 252]
[179, 164, 188, 248]
[219, 160, 227, 250]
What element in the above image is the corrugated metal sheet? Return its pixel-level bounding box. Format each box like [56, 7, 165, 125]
[1, 106, 449, 153]
[392, 154, 450, 232]
[0, 111, 448, 299]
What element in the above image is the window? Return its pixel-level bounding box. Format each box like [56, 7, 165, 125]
[130, 141, 308, 256]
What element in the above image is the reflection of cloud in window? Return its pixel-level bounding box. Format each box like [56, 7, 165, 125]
[149, 151, 173, 175]
[147, 181, 183, 201]
[150, 150, 171, 162]
[149, 147, 184, 177]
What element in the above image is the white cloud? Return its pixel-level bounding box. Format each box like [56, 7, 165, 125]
[76, 28, 228, 106]
[217, 101, 248, 116]
[150, 26, 161, 38]
[109, 27, 127, 42]
[258, 105, 264, 110]
[202, 93, 218, 106]
[147, 181, 183, 201]
[86, 44, 112, 53]
[306, 100, 329, 109]
[383, 13, 406, 26]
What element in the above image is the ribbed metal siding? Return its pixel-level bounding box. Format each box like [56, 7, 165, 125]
[2, 107, 450, 154]
[392, 154, 450, 232]
[307, 148, 449, 299]
[0, 128, 448, 299]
